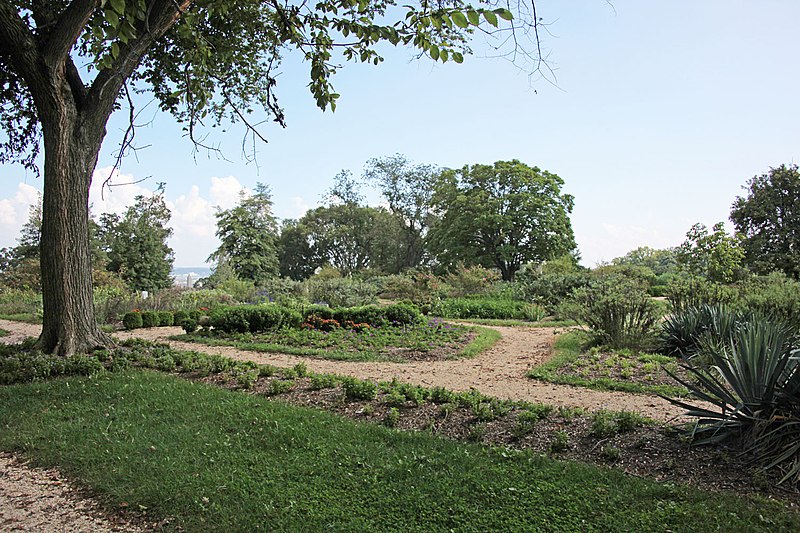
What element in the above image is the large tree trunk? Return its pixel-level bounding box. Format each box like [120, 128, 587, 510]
[38, 104, 112, 355]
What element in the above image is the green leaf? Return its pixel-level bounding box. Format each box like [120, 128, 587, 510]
[111, 41, 120, 60]
[483, 11, 498, 27]
[110, 0, 125, 15]
[453, 51, 464, 64]
[439, 49, 449, 62]
[105, 9, 120, 28]
[429, 45, 439, 61]
[496, 9, 513, 21]
[467, 10, 480, 26]
[451, 12, 469, 29]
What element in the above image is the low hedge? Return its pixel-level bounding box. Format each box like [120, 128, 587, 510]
[210, 305, 303, 334]
[302, 302, 422, 329]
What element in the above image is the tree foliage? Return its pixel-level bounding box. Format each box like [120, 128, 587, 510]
[99, 191, 174, 293]
[676, 222, 745, 284]
[429, 160, 576, 281]
[730, 164, 800, 279]
[210, 183, 280, 284]
[364, 154, 441, 270]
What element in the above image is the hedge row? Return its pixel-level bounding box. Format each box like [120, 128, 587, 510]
[123, 310, 178, 330]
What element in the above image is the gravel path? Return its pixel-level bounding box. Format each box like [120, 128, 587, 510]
[0, 318, 690, 423]
[0, 453, 145, 532]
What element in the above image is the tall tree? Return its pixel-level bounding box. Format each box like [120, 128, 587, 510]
[0, 1, 537, 354]
[209, 183, 280, 284]
[364, 154, 440, 270]
[730, 164, 800, 279]
[100, 191, 174, 292]
[429, 160, 576, 281]
[676, 222, 745, 284]
[14, 193, 43, 261]
[278, 219, 320, 281]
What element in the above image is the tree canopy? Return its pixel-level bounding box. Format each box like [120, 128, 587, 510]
[0, 0, 539, 354]
[428, 160, 576, 281]
[730, 164, 800, 279]
[98, 191, 174, 292]
[676, 222, 745, 284]
[209, 183, 280, 284]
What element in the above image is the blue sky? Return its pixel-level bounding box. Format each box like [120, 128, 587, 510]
[2, 1, 799, 267]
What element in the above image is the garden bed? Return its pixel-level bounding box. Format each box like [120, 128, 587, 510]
[527, 331, 691, 397]
[171, 320, 499, 363]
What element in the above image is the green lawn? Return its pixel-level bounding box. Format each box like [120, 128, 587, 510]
[0, 371, 796, 532]
[527, 331, 690, 397]
[173, 323, 500, 362]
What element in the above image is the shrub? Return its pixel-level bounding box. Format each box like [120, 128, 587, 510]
[157, 311, 174, 326]
[181, 319, 198, 334]
[512, 270, 591, 313]
[342, 377, 378, 401]
[211, 305, 302, 334]
[738, 273, 800, 332]
[668, 314, 800, 483]
[559, 274, 660, 350]
[666, 275, 738, 314]
[122, 311, 143, 330]
[443, 264, 500, 297]
[141, 311, 160, 328]
[433, 297, 545, 321]
[304, 276, 378, 308]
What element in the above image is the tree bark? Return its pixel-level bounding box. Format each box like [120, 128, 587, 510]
[38, 102, 112, 355]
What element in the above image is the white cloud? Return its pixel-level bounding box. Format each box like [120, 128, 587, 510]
[0, 183, 41, 249]
[89, 166, 153, 216]
[209, 176, 247, 210]
[169, 186, 216, 238]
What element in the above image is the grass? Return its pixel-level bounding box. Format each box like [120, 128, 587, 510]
[0, 328, 7, 337]
[527, 331, 690, 398]
[0, 312, 40, 323]
[173, 323, 500, 363]
[0, 370, 797, 532]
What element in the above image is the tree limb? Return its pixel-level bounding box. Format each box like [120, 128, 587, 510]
[0, 2, 45, 98]
[42, 0, 99, 69]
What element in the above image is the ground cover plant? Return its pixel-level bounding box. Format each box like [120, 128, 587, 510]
[1, 352, 799, 531]
[527, 331, 690, 398]
[175, 318, 499, 362]
[0, 328, 8, 337]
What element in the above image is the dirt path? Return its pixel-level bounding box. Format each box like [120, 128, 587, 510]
[0, 453, 145, 532]
[0, 318, 691, 423]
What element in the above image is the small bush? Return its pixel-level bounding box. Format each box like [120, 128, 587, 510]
[267, 379, 295, 396]
[560, 274, 660, 350]
[589, 410, 644, 438]
[141, 311, 160, 328]
[342, 377, 378, 401]
[122, 311, 143, 330]
[157, 311, 174, 326]
[385, 407, 401, 427]
[181, 319, 198, 334]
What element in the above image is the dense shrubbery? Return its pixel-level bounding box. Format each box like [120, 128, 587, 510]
[512, 270, 591, 313]
[560, 274, 661, 350]
[433, 297, 546, 321]
[210, 305, 303, 334]
[305, 277, 379, 308]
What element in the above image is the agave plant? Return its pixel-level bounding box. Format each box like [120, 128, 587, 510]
[660, 304, 743, 359]
[666, 314, 800, 483]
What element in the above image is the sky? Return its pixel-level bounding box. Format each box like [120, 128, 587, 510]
[2, 1, 799, 268]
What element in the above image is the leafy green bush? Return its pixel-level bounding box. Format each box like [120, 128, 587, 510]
[560, 274, 660, 350]
[433, 297, 546, 321]
[666, 275, 738, 314]
[443, 264, 500, 297]
[302, 303, 422, 328]
[668, 314, 800, 483]
[210, 305, 302, 334]
[141, 311, 160, 328]
[342, 377, 378, 401]
[157, 311, 174, 326]
[512, 270, 591, 313]
[738, 273, 800, 332]
[122, 311, 143, 330]
[304, 277, 378, 308]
